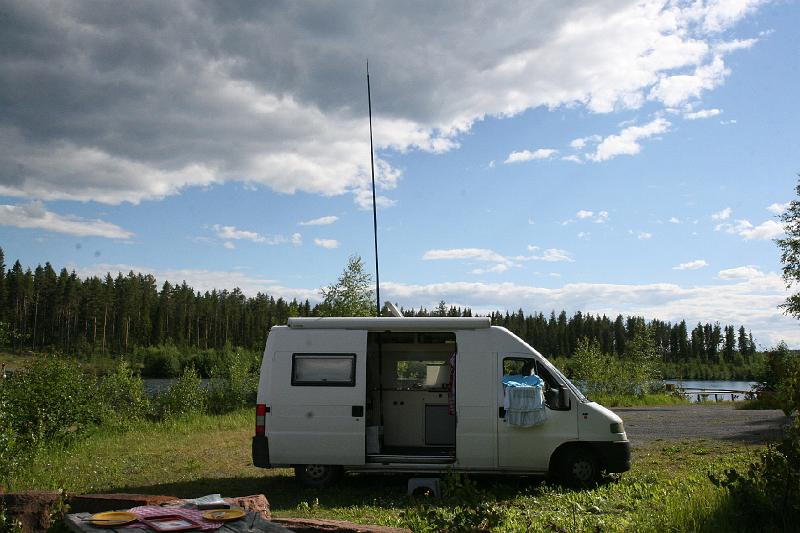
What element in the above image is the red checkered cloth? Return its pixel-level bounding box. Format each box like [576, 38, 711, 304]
[125, 505, 225, 530]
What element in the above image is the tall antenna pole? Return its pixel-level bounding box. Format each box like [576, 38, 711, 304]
[367, 61, 381, 317]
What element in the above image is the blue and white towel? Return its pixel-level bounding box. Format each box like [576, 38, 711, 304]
[503, 374, 547, 427]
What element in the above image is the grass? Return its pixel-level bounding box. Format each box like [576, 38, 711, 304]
[6, 407, 766, 532]
[588, 392, 689, 407]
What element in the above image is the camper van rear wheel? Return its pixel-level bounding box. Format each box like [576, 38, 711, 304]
[558, 447, 599, 487]
[294, 464, 343, 488]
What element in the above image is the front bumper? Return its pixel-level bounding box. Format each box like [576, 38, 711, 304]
[589, 440, 631, 473]
[252, 435, 271, 468]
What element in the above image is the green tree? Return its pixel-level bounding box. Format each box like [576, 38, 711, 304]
[319, 255, 375, 317]
[777, 178, 800, 317]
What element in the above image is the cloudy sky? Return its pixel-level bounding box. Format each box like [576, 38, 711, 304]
[1, 0, 799, 347]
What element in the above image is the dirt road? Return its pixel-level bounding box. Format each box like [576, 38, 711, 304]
[612, 404, 791, 445]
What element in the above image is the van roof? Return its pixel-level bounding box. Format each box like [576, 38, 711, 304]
[287, 317, 491, 331]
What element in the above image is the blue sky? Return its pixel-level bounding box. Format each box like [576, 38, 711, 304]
[1, 0, 799, 346]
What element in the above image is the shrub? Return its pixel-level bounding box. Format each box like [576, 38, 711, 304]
[0, 393, 27, 488]
[712, 341, 800, 529]
[139, 344, 183, 378]
[0, 358, 102, 446]
[570, 329, 663, 398]
[152, 366, 207, 419]
[97, 359, 150, 425]
[207, 349, 258, 413]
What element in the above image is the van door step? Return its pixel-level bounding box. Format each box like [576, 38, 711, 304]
[366, 453, 456, 464]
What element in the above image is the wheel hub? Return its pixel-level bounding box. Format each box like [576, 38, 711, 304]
[572, 460, 593, 481]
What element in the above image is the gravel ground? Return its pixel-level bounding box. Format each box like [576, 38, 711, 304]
[612, 404, 791, 445]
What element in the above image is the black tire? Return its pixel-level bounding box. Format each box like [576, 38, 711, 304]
[294, 464, 343, 488]
[556, 446, 599, 488]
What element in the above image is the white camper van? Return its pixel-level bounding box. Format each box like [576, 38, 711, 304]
[252, 317, 630, 487]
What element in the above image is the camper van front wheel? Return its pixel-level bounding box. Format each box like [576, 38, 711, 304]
[558, 447, 599, 487]
[294, 464, 343, 488]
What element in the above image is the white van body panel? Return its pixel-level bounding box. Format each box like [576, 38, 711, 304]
[578, 402, 628, 442]
[262, 327, 367, 465]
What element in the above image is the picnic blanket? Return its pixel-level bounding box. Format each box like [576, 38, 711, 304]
[125, 505, 225, 530]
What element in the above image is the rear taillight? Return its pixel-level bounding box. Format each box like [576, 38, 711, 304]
[256, 404, 267, 436]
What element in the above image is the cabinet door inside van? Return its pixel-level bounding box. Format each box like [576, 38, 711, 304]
[268, 329, 367, 466]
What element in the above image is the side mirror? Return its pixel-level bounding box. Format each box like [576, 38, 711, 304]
[559, 386, 570, 410]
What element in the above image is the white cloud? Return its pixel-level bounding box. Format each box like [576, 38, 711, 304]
[669, 216, 681, 224]
[471, 264, 510, 275]
[575, 210, 608, 223]
[673, 259, 708, 270]
[714, 38, 759, 54]
[0, 1, 766, 207]
[587, 118, 670, 162]
[767, 202, 789, 215]
[535, 248, 574, 263]
[739, 220, 784, 240]
[684, 108, 721, 120]
[648, 56, 729, 107]
[354, 189, 396, 211]
[712, 207, 732, 220]
[314, 238, 339, 249]
[381, 271, 799, 347]
[526, 245, 540, 252]
[718, 265, 764, 280]
[424, 248, 508, 263]
[223, 241, 235, 249]
[213, 224, 265, 242]
[720, 119, 738, 125]
[299, 216, 339, 226]
[637, 231, 653, 240]
[570, 135, 602, 150]
[0, 201, 132, 239]
[577, 231, 590, 239]
[504, 148, 559, 164]
[701, 1, 766, 33]
[716, 218, 784, 240]
[291, 232, 303, 246]
[562, 155, 583, 163]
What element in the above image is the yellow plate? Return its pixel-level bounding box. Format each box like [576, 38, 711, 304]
[88, 511, 138, 527]
[202, 509, 246, 522]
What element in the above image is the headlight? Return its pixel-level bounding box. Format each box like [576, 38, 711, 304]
[610, 422, 624, 434]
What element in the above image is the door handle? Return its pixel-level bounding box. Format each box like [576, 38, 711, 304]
[352, 405, 364, 417]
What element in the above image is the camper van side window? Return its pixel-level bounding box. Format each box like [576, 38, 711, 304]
[291, 354, 356, 386]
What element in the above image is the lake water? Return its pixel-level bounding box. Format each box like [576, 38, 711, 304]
[664, 379, 757, 402]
